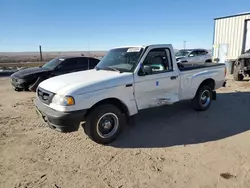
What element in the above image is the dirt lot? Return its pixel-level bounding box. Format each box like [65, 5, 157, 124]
[1, 77, 250, 188]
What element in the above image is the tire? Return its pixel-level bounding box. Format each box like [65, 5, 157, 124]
[14, 87, 22, 92]
[29, 77, 44, 92]
[192, 85, 212, 111]
[84, 104, 125, 144]
[233, 66, 244, 81]
[205, 59, 212, 63]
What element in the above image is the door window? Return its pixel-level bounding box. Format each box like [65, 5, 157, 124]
[77, 58, 89, 70]
[189, 51, 199, 57]
[57, 58, 86, 73]
[198, 50, 208, 56]
[89, 58, 100, 69]
[77, 57, 99, 70]
[141, 48, 173, 75]
[57, 59, 77, 71]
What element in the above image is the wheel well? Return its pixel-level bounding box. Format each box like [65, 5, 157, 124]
[199, 78, 215, 90]
[85, 98, 129, 120]
[205, 59, 212, 62]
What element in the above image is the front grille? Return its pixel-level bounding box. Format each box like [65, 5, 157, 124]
[37, 87, 55, 105]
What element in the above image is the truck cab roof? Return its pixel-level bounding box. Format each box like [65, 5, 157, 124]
[112, 44, 174, 50]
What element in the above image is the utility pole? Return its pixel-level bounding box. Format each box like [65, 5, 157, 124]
[183, 41, 186, 50]
[39, 45, 43, 61]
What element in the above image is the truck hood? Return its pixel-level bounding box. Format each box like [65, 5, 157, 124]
[38, 69, 134, 95]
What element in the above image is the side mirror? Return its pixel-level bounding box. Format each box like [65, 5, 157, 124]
[139, 65, 152, 76]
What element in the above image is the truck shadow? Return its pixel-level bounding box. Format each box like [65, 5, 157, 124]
[111, 92, 250, 148]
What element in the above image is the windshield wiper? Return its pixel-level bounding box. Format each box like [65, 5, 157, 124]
[102, 66, 123, 73]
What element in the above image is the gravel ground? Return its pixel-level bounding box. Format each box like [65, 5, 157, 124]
[1, 76, 250, 188]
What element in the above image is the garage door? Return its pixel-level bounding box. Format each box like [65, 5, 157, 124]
[245, 20, 250, 52]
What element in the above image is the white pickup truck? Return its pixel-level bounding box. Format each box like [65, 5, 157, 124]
[34, 44, 226, 144]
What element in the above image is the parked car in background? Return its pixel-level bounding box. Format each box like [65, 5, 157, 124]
[175, 49, 212, 64]
[233, 49, 250, 81]
[34, 44, 226, 144]
[11, 56, 100, 92]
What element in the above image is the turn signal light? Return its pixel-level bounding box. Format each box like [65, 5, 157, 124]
[66, 96, 75, 105]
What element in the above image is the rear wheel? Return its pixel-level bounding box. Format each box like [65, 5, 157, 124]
[192, 85, 212, 111]
[84, 104, 125, 144]
[205, 59, 212, 63]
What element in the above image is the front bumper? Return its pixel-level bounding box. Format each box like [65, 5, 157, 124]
[34, 98, 87, 132]
[11, 77, 28, 89]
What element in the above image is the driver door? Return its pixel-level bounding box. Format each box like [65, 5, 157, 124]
[133, 47, 179, 110]
[53, 58, 78, 76]
[188, 50, 199, 63]
[195, 50, 207, 64]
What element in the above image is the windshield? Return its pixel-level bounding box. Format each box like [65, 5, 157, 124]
[42, 58, 63, 69]
[175, 50, 191, 57]
[96, 47, 144, 72]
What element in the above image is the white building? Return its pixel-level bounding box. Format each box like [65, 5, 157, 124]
[213, 12, 250, 62]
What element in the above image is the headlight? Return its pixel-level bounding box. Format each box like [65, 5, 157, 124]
[52, 94, 75, 106]
[17, 78, 26, 83]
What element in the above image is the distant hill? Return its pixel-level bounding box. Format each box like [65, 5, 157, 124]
[0, 51, 107, 64]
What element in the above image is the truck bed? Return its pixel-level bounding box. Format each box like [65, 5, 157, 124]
[178, 63, 225, 72]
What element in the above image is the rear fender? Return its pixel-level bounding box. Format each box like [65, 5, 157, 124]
[190, 71, 217, 97]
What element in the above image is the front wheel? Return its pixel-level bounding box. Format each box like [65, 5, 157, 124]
[84, 104, 125, 144]
[233, 66, 244, 81]
[233, 61, 244, 81]
[14, 87, 22, 92]
[192, 85, 212, 111]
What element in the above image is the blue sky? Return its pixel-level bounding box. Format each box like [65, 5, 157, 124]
[0, 0, 249, 52]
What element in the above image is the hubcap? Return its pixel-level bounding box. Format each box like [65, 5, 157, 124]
[200, 90, 211, 107]
[96, 113, 119, 138]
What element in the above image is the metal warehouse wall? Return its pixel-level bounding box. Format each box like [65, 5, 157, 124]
[213, 14, 250, 60]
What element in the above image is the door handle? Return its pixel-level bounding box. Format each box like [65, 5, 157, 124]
[171, 76, 178, 80]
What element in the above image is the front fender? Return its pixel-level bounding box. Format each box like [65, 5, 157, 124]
[67, 85, 138, 116]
